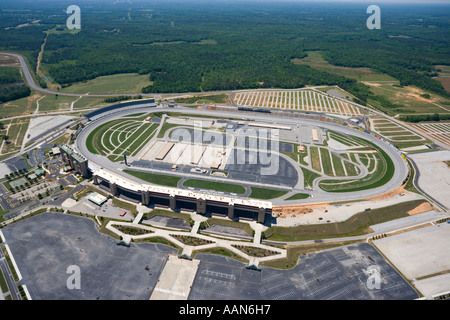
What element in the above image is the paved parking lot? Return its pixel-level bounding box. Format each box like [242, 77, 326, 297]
[142, 215, 191, 230]
[374, 223, 450, 280]
[2, 213, 419, 300]
[409, 150, 450, 210]
[2, 212, 176, 300]
[189, 243, 419, 300]
[225, 149, 298, 187]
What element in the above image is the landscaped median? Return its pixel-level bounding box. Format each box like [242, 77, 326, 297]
[104, 219, 286, 266]
[124, 169, 291, 200]
[248, 187, 288, 200]
[0, 268, 10, 299]
[123, 169, 181, 187]
[1, 244, 21, 282]
[183, 179, 246, 194]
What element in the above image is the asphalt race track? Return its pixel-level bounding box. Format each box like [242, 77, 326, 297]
[76, 105, 409, 205]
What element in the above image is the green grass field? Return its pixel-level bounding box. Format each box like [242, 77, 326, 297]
[0, 267, 9, 294]
[285, 193, 310, 201]
[38, 94, 78, 112]
[183, 179, 245, 194]
[366, 83, 450, 115]
[1, 118, 30, 154]
[86, 118, 157, 158]
[331, 153, 346, 177]
[319, 138, 394, 192]
[264, 200, 427, 242]
[319, 148, 334, 176]
[292, 51, 397, 82]
[173, 94, 230, 105]
[301, 166, 322, 188]
[249, 187, 288, 200]
[0, 93, 37, 118]
[86, 120, 119, 155]
[0, 91, 110, 117]
[123, 169, 181, 187]
[60, 73, 153, 95]
[309, 146, 322, 173]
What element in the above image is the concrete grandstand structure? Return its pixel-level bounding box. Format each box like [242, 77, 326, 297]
[92, 167, 272, 223]
[76, 100, 274, 223]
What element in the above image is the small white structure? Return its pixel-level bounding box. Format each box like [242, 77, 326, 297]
[87, 192, 107, 206]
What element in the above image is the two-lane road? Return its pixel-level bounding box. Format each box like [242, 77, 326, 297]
[1, 52, 236, 100]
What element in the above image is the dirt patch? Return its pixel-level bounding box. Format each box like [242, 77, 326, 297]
[273, 202, 328, 218]
[362, 82, 381, 87]
[436, 77, 450, 93]
[408, 87, 440, 103]
[273, 186, 409, 218]
[407, 202, 434, 216]
[0, 55, 19, 66]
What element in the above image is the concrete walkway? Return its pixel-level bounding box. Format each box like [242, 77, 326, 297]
[105, 209, 284, 267]
[133, 203, 148, 224]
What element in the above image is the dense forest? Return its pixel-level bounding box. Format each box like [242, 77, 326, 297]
[399, 113, 450, 123]
[0, 0, 449, 103]
[0, 67, 31, 103]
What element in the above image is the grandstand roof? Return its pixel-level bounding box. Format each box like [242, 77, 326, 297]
[94, 167, 272, 209]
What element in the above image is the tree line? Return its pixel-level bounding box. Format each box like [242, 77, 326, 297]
[0, 67, 31, 102]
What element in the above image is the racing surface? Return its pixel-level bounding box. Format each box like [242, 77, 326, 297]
[76, 105, 409, 205]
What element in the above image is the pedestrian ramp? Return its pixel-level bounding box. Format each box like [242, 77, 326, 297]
[150, 254, 200, 300]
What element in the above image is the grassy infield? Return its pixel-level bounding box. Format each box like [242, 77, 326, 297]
[318, 135, 395, 193]
[123, 169, 288, 200]
[86, 117, 158, 160]
[122, 127, 397, 197]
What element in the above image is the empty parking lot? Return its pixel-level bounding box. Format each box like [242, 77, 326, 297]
[1, 212, 176, 300]
[2, 212, 419, 300]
